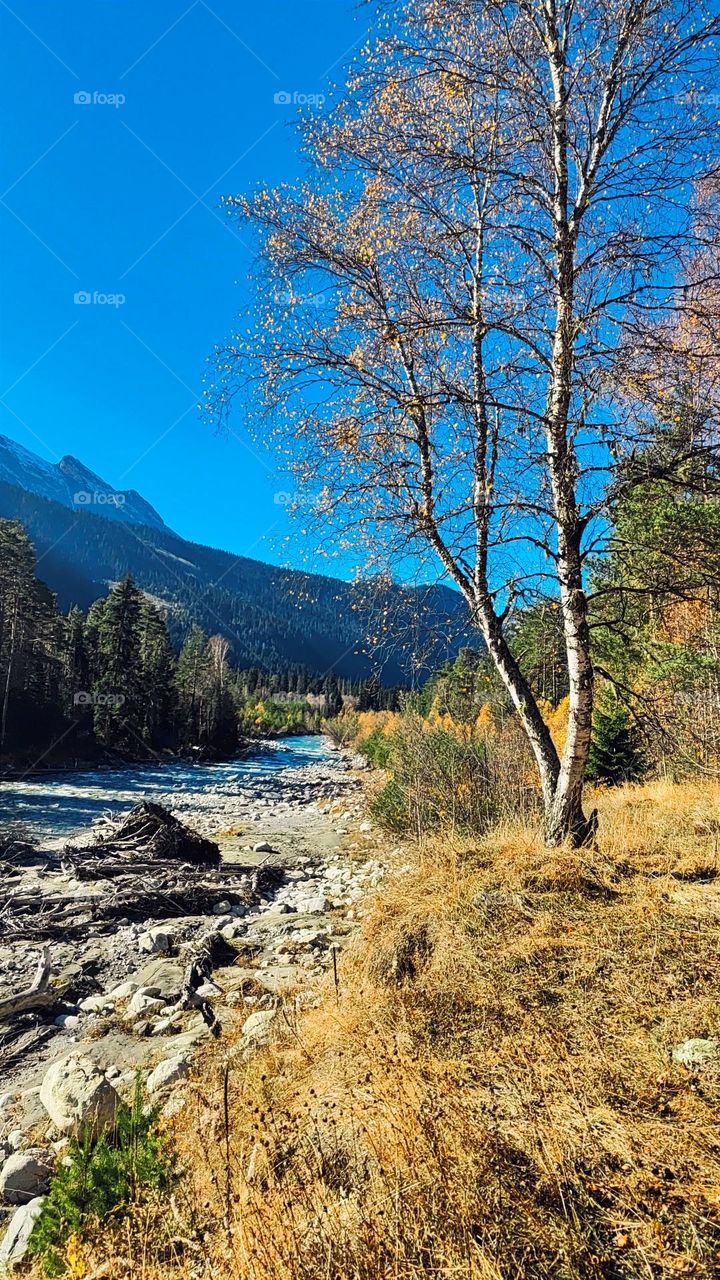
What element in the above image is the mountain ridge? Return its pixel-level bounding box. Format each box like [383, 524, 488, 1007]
[0, 434, 469, 684]
[0, 433, 169, 532]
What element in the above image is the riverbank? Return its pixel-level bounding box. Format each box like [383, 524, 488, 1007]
[0, 736, 386, 1265]
[24, 776, 720, 1280]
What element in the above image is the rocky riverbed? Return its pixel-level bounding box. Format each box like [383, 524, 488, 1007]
[0, 737, 384, 1267]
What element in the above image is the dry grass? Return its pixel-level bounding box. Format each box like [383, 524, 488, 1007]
[40, 781, 720, 1279]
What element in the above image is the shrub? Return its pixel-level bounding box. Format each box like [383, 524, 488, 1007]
[370, 777, 408, 830]
[28, 1080, 174, 1276]
[323, 712, 359, 746]
[371, 717, 494, 837]
[358, 725, 395, 768]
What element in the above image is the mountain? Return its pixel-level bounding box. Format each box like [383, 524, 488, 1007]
[0, 434, 168, 532]
[0, 433, 469, 683]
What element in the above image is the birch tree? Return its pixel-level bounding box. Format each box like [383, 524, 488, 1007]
[212, 0, 720, 843]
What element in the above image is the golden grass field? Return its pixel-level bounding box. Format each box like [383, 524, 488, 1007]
[40, 780, 720, 1279]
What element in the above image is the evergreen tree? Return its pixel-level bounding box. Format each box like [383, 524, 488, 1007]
[92, 577, 144, 751]
[587, 697, 640, 785]
[0, 519, 64, 755]
[138, 602, 175, 747]
[322, 673, 343, 718]
[175, 624, 210, 746]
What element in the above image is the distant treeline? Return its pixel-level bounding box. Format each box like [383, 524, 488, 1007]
[0, 519, 401, 768]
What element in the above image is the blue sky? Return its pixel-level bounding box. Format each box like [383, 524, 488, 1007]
[0, 0, 369, 571]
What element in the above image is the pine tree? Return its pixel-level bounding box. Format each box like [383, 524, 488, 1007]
[587, 698, 640, 785]
[322, 673, 343, 718]
[92, 577, 144, 752]
[175, 624, 210, 747]
[0, 519, 65, 755]
[138, 602, 175, 748]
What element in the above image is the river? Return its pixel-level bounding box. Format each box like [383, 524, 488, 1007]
[0, 734, 334, 844]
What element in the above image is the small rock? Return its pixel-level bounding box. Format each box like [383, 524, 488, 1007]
[6, 1134, 23, 1154]
[212, 900, 232, 916]
[253, 842, 273, 853]
[295, 896, 332, 915]
[106, 980, 138, 1001]
[160, 1092, 187, 1121]
[0, 1150, 53, 1205]
[146, 1056, 190, 1095]
[0, 1196, 46, 1268]
[672, 1038, 720, 1072]
[125, 990, 167, 1020]
[53, 1013, 80, 1031]
[221, 922, 245, 940]
[241, 1009, 278, 1047]
[212, 915, 234, 931]
[195, 982, 221, 1000]
[79, 994, 114, 1015]
[138, 926, 173, 955]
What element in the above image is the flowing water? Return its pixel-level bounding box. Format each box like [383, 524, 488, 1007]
[0, 735, 332, 843]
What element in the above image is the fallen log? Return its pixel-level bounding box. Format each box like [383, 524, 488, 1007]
[0, 878, 254, 940]
[0, 947, 54, 1020]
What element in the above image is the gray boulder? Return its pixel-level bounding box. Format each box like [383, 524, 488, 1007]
[39, 1056, 119, 1136]
[138, 926, 173, 955]
[146, 1055, 191, 1095]
[131, 959, 184, 1001]
[0, 1196, 46, 1269]
[241, 1009, 278, 1048]
[0, 1150, 52, 1205]
[124, 990, 166, 1020]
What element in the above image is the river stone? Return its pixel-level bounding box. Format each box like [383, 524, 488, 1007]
[130, 959, 184, 1001]
[79, 994, 114, 1014]
[0, 1196, 46, 1269]
[672, 1038, 720, 1072]
[106, 980, 138, 1001]
[241, 1009, 278, 1047]
[295, 895, 332, 915]
[253, 841, 273, 853]
[146, 1056, 190, 1095]
[125, 991, 166, 1020]
[138, 926, 173, 955]
[39, 1056, 119, 1136]
[0, 1150, 53, 1205]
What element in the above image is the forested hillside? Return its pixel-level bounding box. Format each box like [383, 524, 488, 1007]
[0, 519, 403, 766]
[0, 480, 468, 683]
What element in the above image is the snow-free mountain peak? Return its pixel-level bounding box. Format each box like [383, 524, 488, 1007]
[0, 433, 169, 532]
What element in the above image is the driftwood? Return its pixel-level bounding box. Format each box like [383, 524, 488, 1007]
[0, 947, 54, 1020]
[64, 802, 220, 869]
[0, 877, 254, 940]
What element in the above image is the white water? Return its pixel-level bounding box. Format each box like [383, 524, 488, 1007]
[0, 735, 332, 842]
